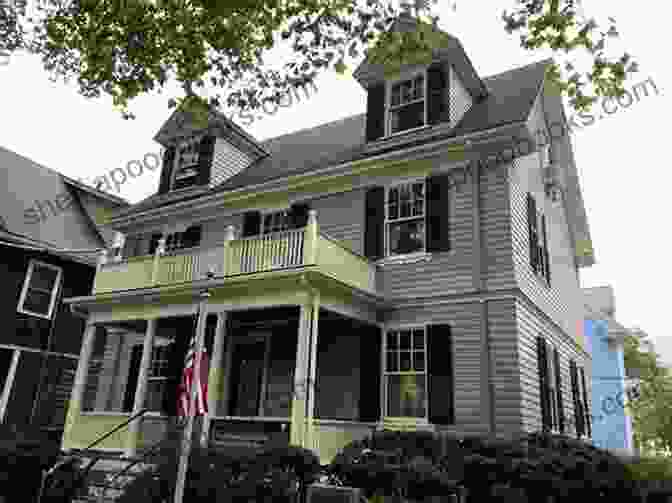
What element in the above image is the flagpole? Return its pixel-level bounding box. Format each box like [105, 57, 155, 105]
[174, 290, 210, 503]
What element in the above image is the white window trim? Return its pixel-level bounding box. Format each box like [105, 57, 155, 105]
[384, 177, 427, 259]
[17, 260, 63, 320]
[385, 69, 428, 138]
[382, 324, 429, 423]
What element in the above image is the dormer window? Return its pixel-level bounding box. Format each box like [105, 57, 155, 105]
[171, 135, 202, 190]
[387, 71, 427, 136]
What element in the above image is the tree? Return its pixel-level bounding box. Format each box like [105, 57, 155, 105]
[623, 331, 672, 457]
[1, 0, 637, 122]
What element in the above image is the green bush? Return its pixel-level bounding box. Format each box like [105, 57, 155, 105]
[117, 443, 322, 503]
[0, 424, 63, 501]
[329, 430, 642, 503]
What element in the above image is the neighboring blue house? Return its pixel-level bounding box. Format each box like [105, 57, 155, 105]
[583, 286, 634, 456]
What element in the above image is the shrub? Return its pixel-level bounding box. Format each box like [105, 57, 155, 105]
[117, 443, 321, 503]
[0, 423, 62, 502]
[330, 430, 641, 503]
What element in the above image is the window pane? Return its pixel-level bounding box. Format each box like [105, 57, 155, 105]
[412, 330, 424, 349]
[388, 202, 398, 220]
[399, 351, 411, 371]
[30, 266, 58, 292]
[412, 199, 423, 217]
[388, 220, 426, 255]
[386, 332, 397, 350]
[401, 81, 412, 102]
[23, 290, 52, 315]
[390, 101, 424, 134]
[413, 351, 425, 371]
[414, 76, 425, 99]
[386, 351, 398, 372]
[388, 187, 399, 205]
[412, 182, 424, 199]
[387, 374, 426, 418]
[399, 330, 411, 350]
[391, 86, 401, 107]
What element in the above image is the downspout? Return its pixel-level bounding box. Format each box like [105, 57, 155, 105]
[472, 162, 496, 434]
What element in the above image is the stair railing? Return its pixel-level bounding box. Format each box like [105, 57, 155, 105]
[97, 424, 185, 503]
[37, 408, 151, 503]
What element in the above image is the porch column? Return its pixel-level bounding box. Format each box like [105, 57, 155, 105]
[290, 292, 320, 451]
[200, 311, 229, 448]
[305, 292, 320, 451]
[63, 321, 97, 450]
[125, 318, 157, 457]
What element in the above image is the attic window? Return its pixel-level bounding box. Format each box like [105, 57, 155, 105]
[171, 136, 201, 190]
[387, 72, 427, 135]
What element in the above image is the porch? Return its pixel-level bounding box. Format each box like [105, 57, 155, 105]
[62, 306, 382, 465]
[93, 210, 378, 297]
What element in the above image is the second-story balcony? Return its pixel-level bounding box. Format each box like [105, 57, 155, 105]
[93, 210, 378, 296]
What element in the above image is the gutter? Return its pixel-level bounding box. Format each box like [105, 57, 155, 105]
[108, 121, 527, 228]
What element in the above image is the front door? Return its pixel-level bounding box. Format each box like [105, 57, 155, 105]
[228, 334, 271, 417]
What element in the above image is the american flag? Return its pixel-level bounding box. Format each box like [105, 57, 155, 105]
[177, 330, 209, 417]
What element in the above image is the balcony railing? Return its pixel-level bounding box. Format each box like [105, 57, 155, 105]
[92, 211, 377, 295]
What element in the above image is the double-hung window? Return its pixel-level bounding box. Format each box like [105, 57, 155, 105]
[385, 180, 426, 256]
[172, 135, 201, 190]
[385, 327, 427, 419]
[387, 73, 427, 135]
[145, 338, 172, 412]
[17, 260, 62, 319]
[262, 210, 291, 234]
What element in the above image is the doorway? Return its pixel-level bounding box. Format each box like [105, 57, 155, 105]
[227, 333, 271, 417]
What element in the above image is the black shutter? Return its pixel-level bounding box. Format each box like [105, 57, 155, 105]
[537, 336, 550, 431]
[158, 146, 176, 194]
[123, 345, 143, 413]
[148, 233, 162, 255]
[242, 211, 262, 237]
[426, 175, 450, 252]
[364, 187, 385, 260]
[365, 84, 386, 142]
[569, 360, 584, 436]
[358, 325, 381, 422]
[579, 367, 591, 437]
[289, 203, 310, 229]
[427, 324, 454, 424]
[553, 348, 565, 433]
[197, 135, 216, 185]
[541, 215, 551, 284]
[427, 63, 447, 125]
[527, 193, 539, 272]
[183, 225, 202, 249]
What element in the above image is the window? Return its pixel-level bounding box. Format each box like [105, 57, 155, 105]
[164, 225, 202, 252]
[537, 336, 563, 432]
[387, 73, 427, 135]
[171, 135, 201, 190]
[145, 338, 172, 412]
[385, 180, 426, 256]
[526, 193, 551, 284]
[262, 210, 291, 234]
[384, 327, 427, 419]
[17, 260, 62, 319]
[570, 359, 589, 437]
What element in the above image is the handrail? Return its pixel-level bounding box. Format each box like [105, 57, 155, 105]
[98, 424, 185, 503]
[79, 409, 151, 477]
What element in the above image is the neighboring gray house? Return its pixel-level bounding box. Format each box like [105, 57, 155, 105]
[0, 146, 128, 444]
[62, 13, 594, 466]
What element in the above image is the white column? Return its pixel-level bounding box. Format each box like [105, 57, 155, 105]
[304, 210, 319, 265]
[200, 311, 229, 448]
[63, 321, 97, 449]
[291, 302, 312, 447]
[0, 349, 21, 423]
[151, 236, 166, 284]
[125, 318, 157, 457]
[304, 292, 320, 451]
[223, 225, 236, 276]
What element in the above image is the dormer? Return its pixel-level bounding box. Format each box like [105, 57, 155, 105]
[354, 13, 489, 143]
[153, 105, 268, 196]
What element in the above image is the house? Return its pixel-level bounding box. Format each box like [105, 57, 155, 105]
[0, 146, 128, 446]
[583, 286, 635, 456]
[61, 13, 595, 467]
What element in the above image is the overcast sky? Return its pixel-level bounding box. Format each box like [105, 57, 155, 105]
[1, 0, 670, 363]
